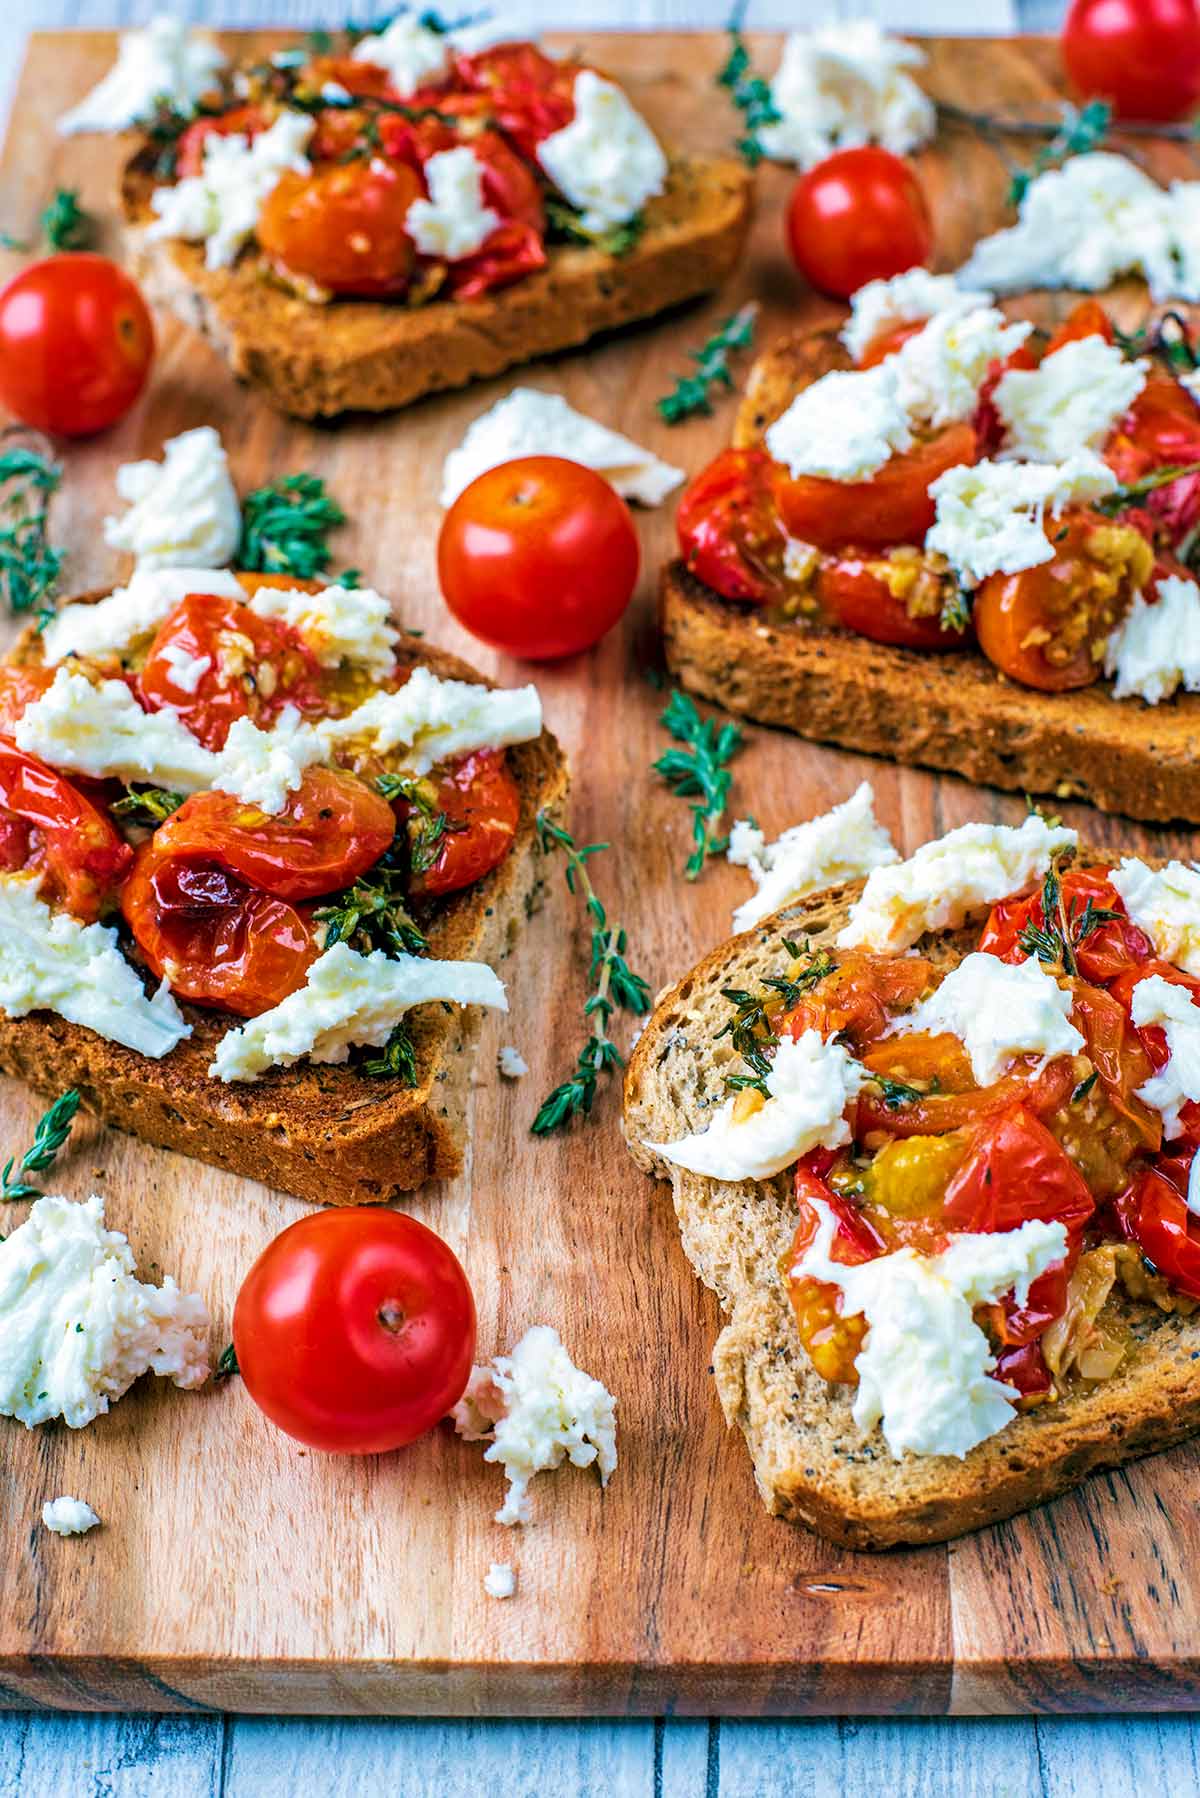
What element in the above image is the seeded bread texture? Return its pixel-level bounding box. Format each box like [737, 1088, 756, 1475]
[121, 151, 753, 419]
[660, 326, 1200, 827]
[622, 866, 1200, 1549]
[0, 614, 569, 1207]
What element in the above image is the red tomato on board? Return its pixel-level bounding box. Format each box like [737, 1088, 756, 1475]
[138, 591, 324, 751]
[1063, 0, 1200, 121]
[0, 744, 131, 921]
[438, 455, 640, 659]
[233, 1207, 477, 1454]
[0, 254, 154, 437]
[407, 749, 521, 899]
[772, 422, 978, 553]
[785, 147, 933, 300]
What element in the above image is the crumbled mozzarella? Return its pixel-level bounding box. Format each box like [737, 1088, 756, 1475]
[0, 874, 190, 1058]
[498, 1045, 529, 1080]
[537, 72, 667, 233]
[59, 16, 224, 135]
[210, 942, 507, 1081]
[213, 707, 325, 814]
[157, 641, 213, 695]
[452, 1324, 617, 1526]
[841, 269, 993, 363]
[440, 388, 684, 509]
[727, 781, 897, 931]
[888, 306, 1032, 430]
[484, 1562, 516, 1599]
[1130, 975, 1200, 1139]
[0, 1194, 209, 1429]
[247, 582, 398, 680]
[1104, 573, 1200, 704]
[42, 1496, 101, 1536]
[757, 21, 935, 169]
[15, 668, 217, 792]
[350, 12, 461, 96]
[103, 427, 243, 571]
[926, 451, 1118, 588]
[839, 815, 1077, 954]
[317, 664, 543, 775]
[40, 567, 244, 667]
[406, 146, 500, 260]
[765, 363, 915, 481]
[1111, 859, 1200, 976]
[890, 952, 1084, 1086]
[645, 1030, 865, 1182]
[994, 337, 1148, 463]
[147, 110, 314, 270]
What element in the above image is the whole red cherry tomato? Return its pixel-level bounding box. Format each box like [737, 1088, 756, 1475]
[1063, 0, 1200, 121]
[0, 254, 154, 437]
[233, 1207, 477, 1453]
[438, 455, 640, 659]
[407, 750, 520, 899]
[785, 147, 933, 300]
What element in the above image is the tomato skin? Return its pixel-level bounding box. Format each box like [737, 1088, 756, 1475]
[943, 1103, 1095, 1236]
[452, 46, 578, 159]
[675, 447, 790, 606]
[1045, 298, 1115, 353]
[782, 950, 935, 1053]
[257, 157, 423, 297]
[175, 104, 267, 178]
[233, 1208, 477, 1454]
[786, 1157, 882, 1384]
[816, 552, 969, 650]
[0, 663, 52, 735]
[1119, 1158, 1200, 1298]
[786, 148, 933, 300]
[438, 455, 640, 659]
[0, 744, 131, 921]
[1105, 373, 1200, 543]
[138, 591, 324, 751]
[855, 1046, 1076, 1140]
[1063, 0, 1200, 122]
[0, 254, 154, 437]
[409, 750, 520, 898]
[773, 422, 978, 553]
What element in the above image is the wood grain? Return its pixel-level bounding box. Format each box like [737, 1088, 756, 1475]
[0, 29, 1198, 1719]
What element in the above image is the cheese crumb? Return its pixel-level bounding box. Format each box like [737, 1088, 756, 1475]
[926, 451, 1118, 588]
[498, 1045, 529, 1080]
[59, 16, 224, 135]
[994, 336, 1148, 463]
[406, 146, 500, 261]
[440, 388, 683, 510]
[537, 72, 667, 233]
[104, 427, 242, 571]
[1111, 859, 1200, 977]
[40, 567, 244, 667]
[1104, 573, 1200, 704]
[890, 952, 1084, 1087]
[728, 782, 897, 931]
[1131, 975, 1200, 1140]
[317, 664, 543, 775]
[758, 22, 935, 168]
[42, 1496, 101, 1537]
[147, 110, 314, 270]
[484, 1562, 516, 1599]
[841, 269, 993, 363]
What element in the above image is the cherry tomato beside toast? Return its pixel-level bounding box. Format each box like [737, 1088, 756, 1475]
[785, 147, 933, 300]
[0, 254, 154, 436]
[233, 1207, 477, 1453]
[1063, 0, 1200, 121]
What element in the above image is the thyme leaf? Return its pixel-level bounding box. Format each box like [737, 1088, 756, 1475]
[1016, 859, 1119, 976]
[361, 1020, 419, 1082]
[653, 688, 745, 879]
[870, 1073, 924, 1110]
[41, 189, 92, 251]
[940, 586, 972, 635]
[0, 439, 63, 618]
[2, 1090, 80, 1201]
[237, 473, 347, 581]
[1007, 99, 1111, 206]
[110, 785, 185, 825]
[1095, 458, 1200, 514]
[657, 303, 758, 424]
[375, 771, 458, 876]
[315, 853, 429, 959]
[544, 197, 645, 257]
[717, 942, 837, 1085]
[717, 4, 779, 165]
[215, 1343, 240, 1379]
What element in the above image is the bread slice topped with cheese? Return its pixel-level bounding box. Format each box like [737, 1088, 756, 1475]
[661, 271, 1200, 824]
[0, 567, 567, 1206]
[624, 806, 1200, 1548]
[98, 19, 751, 418]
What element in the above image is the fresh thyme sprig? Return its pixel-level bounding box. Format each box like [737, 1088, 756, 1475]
[544, 197, 645, 258]
[110, 785, 185, 826]
[0, 439, 63, 621]
[375, 771, 458, 877]
[657, 303, 758, 424]
[237, 474, 347, 581]
[717, 939, 836, 1093]
[717, 4, 780, 165]
[653, 689, 745, 879]
[2, 1090, 80, 1201]
[1017, 860, 1118, 976]
[1095, 458, 1200, 515]
[315, 856, 429, 959]
[2, 188, 93, 254]
[361, 1021, 419, 1082]
[214, 1343, 240, 1380]
[1007, 99, 1111, 205]
[531, 814, 650, 1136]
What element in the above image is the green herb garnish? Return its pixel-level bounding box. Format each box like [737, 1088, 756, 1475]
[315, 857, 429, 959]
[1017, 860, 1119, 976]
[1072, 1070, 1100, 1105]
[0, 441, 63, 620]
[653, 688, 745, 879]
[110, 785, 185, 826]
[237, 473, 347, 581]
[2, 1090, 80, 1201]
[531, 815, 650, 1136]
[717, 3, 780, 165]
[375, 771, 458, 876]
[657, 303, 758, 425]
[544, 197, 645, 258]
[871, 1074, 924, 1110]
[215, 1343, 240, 1380]
[1095, 459, 1200, 515]
[718, 941, 836, 1084]
[41, 189, 92, 252]
[939, 586, 972, 636]
[361, 1021, 419, 1082]
[1007, 99, 1111, 206]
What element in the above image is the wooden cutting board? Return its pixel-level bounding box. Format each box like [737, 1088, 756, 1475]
[1, 28, 1199, 1718]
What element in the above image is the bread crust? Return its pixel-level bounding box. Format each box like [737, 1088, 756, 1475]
[661, 326, 1200, 826]
[0, 617, 570, 1207]
[121, 151, 753, 419]
[622, 864, 1200, 1549]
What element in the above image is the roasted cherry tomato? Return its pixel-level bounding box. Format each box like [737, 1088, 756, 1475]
[816, 551, 969, 650]
[257, 156, 424, 297]
[438, 455, 640, 659]
[407, 750, 520, 899]
[1063, 0, 1200, 122]
[943, 1103, 1095, 1237]
[1118, 1157, 1200, 1298]
[0, 744, 131, 921]
[1044, 298, 1115, 354]
[785, 147, 933, 300]
[138, 591, 324, 751]
[980, 865, 1154, 985]
[452, 45, 578, 158]
[772, 422, 978, 553]
[1105, 373, 1200, 544]
[0, 254, 154, 437]
[855, 1041, 1076, 1139]
[675, 447, 791, 606]
[785, 1156, 883, 1384]
[175, 104, 268, 178]
[1069, 977, 1161, 1152]
[782, 950, 935, 1052]
[233, 1207, 477, 1453]
[0, 662, 52, 735]
[993, 1340, 1054, 1398]
[302, 56, 397, 105]
[973, 507, 1153, 691]
[855, 318, 929, 368]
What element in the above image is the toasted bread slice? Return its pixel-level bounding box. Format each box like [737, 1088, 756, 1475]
[121, 150, 752, 419]
[0, 616, 569, 1206]
[622, 863, 1200, 1549]
[660, 326, 1200, 827]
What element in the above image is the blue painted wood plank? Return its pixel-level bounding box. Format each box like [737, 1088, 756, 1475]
[715, 1718, 1044, 1798]
[0, 1714, 223, 1798]
[1037, 1715, 1200, 1795]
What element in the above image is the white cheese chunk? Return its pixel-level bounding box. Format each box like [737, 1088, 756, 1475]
[1104, 573, 1200, 704]
[765, 363, 915, 482]
[793, 1201, 1068, 1458]
[1111, 858, 1200, 977]
[210, 942, 507, 1082]
[484, 1561, 516, 1599]
[147, 110, 314, 270]
[451, 1324, 617, 1526]
[841, 269, 993, 363]
[0, 874, 190, 1058]
[758, 22, 935, 169]
[40, 567, 244, 667]
[103, 427, 243, 572]
[888, 306, 1032, 430]
[351, 13, 456, 96]
[926, 451, 1118, 588]
[994, 337, 1148, 463]
[1189, 1152, 1200, 1218]
[727, 781, 897, 932]
[839, 815, 1077, 954]
[213, 707, 325, 814]
[498, 1044, 529, 1080]
[890, 952, 1083, 1086]
[1131, 974, 1200, 1139]
[42, 1496, 101, 1536]
[15, 667, 218, 792]
[440, 388, 684, 509]
[0, 1194, 209, 1429]
[59, 15, 224, 135]
[406, 146, 500, 261]
[645, 1030, 865, 1183]
[537, 72, 667, 234]
[247, 582, 399, 680]
[317, 664, 542, 775]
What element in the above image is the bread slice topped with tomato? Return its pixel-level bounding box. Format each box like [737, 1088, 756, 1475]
[661, 273, 1200, 824]
[114, 25, 751, 418]
[624, 812, 1200, 1548]
[0, 568, 567, 1205]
